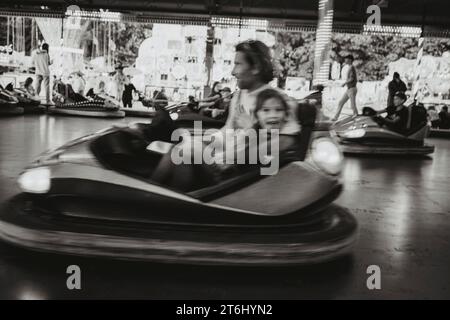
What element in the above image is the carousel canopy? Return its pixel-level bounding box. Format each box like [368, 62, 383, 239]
[1, 0, 450, 31]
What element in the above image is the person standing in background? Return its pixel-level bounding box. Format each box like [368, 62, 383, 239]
[31, 43, 51, 104]
[71, 72, 86, 95]
[332, 55, 358, 121]
[98, 81, 106, 95]
[427, 106, 440, 128]
[387, 72, 407, 107]
[122, 76, 137, 108]
[114, 64, 126, 102]
[172, 88, 181, 102]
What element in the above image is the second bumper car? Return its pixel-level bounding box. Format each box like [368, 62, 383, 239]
[49, 80, 125, 118]
[0, 90, 23, 116]
[3, 83, 44, 114]
[334, 107, 435, 155]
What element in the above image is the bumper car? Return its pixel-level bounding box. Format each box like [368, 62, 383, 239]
[3, 83, 44, 114]
[0, 89, 23, 116]
[166, 101, 225, 134]
[429, 128, 450, 137]
[119, 92, 158, 118]
[48, 80, 125, 118]
[429, 116, 450, 137]
[334, 106, 435, 155]
[125, 97, 226, 132]
[0, 104, 357, 265]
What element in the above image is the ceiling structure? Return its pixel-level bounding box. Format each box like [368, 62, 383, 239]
[0, 0, 449, 31]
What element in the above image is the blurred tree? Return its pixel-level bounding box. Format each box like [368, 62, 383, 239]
[272, 31, 315, 88]
[83, 21, 149, 67]
[114, 22, 148, 66]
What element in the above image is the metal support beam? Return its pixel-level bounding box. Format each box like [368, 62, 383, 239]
[313, 0, 334, 85]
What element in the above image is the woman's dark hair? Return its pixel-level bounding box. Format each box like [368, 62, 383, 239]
[24, 77, 33, 87]
[235, 40, 274, 83]
[254, 89, 289, 117]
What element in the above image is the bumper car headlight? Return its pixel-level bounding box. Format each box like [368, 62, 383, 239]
[17, 167, 51, 194]
[170, 112, 179, 120]
[342, 128, 366, 138]
[311, 138, 343, 175]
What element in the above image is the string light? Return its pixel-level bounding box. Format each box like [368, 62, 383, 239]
[0, 8, 449, 38]
[211, 16, 268, 29]
[363, 24, 422, 38]
[65, 9, 122, 23]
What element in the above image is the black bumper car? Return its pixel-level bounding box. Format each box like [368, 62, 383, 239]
[0, 104, 357, 265]
[167, 102, 225, 134]
[0, 90, 23, 116]
[126, 99, 226, 133]
[3, 83, 44, 114]
[48, 80, 125, 118]
[429, 114, 450, 137]
[429, 128, 450, 137]
[333, 106, 435, 155]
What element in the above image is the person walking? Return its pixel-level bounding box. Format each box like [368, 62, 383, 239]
[332, 55, 358, 121]
[113, 64, 126, 102]
[122, 76, 137, 108]
[31, 43, 51, 104]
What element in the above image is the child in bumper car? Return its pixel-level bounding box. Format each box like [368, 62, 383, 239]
[150, 88, 294, 192]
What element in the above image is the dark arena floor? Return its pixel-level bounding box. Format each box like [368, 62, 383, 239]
[0, 114, 449, 299]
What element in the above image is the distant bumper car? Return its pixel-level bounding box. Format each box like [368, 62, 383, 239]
[3, 83, 44, 114]
[0, 103, 357, 265]
[0, 89, 23, 116]
[429, 115, 450, 137]
[334, 106, 434, 155]
[125, 96, 226, 133]
[429, 128, 450, 137]
[166, 102, 225, 134]
[48, 81, 125, 118]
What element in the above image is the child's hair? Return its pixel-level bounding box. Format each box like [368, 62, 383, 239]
[254, 89, 289, 117]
